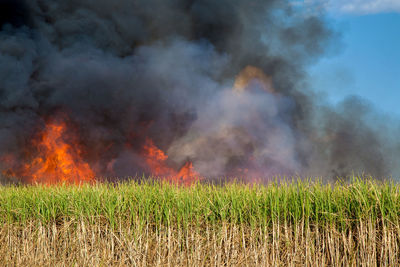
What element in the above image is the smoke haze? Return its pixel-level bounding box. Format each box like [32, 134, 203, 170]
[0, 0, 398, 183]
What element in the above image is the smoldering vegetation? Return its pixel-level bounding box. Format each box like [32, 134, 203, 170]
[0, 0, 399, 183]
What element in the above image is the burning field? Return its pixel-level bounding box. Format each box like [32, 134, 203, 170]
[1, 0, 400, 266]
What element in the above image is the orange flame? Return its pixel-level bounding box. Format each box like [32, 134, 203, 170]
[20, 120, 95, 184]
[142, 138, 201, 185]
[233, 65, 274, 93]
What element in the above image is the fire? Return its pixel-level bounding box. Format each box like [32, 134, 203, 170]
[233, 65, 274, 93]
[3, 118, 200, 185]
[142, 138, 201, 185]
[142, 138, 172, 177]
[1, 65, 276, 185]
[19, 120, 94, 184]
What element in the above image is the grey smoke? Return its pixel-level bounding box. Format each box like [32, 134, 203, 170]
[0, 0, 398, 182]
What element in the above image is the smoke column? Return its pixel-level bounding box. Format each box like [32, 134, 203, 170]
[0, 0, 399, 183]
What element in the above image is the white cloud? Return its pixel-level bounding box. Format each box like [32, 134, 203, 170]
[292, 0, 400, 15]
[333, 0, 400, 14]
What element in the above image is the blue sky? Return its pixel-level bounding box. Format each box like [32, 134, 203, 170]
[304, 1, 400, 115]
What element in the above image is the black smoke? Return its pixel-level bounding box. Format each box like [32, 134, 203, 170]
[0, 0, 398, 183]
[0, 0, 31, 28]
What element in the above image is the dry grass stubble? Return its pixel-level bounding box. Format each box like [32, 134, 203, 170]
[2, 219, 399, 266]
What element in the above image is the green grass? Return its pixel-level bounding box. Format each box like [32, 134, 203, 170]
[0, 177, 399, 230]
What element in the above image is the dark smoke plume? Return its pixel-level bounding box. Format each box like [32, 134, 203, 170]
[0, 0, 398, 183]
